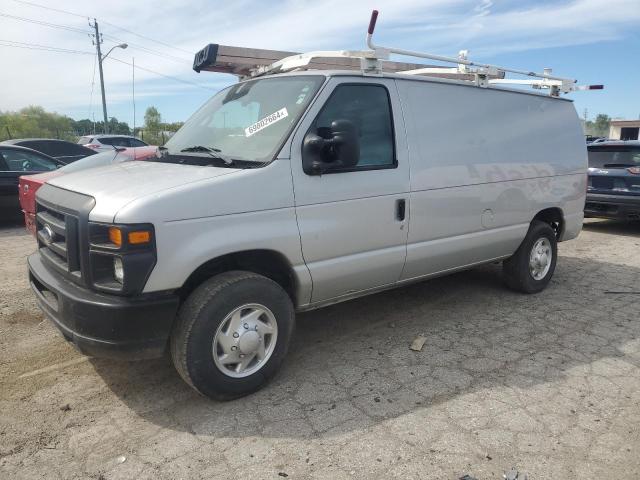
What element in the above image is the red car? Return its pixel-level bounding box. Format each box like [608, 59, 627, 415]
[20, 146, 157, 235]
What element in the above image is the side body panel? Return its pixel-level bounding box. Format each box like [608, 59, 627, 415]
[289, 77, 411, 303]
[396, 79, 586, 280]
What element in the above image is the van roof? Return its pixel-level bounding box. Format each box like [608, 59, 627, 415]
[241, 69, 576, 102]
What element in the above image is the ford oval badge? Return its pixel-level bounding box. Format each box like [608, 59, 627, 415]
[42, 224, 54, 245]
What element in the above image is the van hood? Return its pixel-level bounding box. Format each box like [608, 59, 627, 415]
[46, 160, 240, 222]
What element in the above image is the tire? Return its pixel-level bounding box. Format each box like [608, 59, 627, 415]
[503, 220, 558, 294]
[170, 271, 295, 400]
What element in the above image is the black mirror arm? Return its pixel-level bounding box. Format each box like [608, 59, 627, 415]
[310, 155, 339, 175]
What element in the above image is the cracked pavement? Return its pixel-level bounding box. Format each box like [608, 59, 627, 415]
[1, 219, 639, 479]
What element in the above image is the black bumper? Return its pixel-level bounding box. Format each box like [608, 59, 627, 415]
[585, 193, 640, 220]
[28, 253, 180, 360]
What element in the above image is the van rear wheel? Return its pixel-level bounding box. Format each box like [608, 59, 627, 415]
[503, 220, 557, 294]
[170, 271, 295, 400]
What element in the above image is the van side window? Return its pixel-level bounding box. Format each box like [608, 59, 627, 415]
[311, 84, 395, 170]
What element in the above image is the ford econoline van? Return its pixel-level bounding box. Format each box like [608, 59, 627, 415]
[28, 38, 587, 399]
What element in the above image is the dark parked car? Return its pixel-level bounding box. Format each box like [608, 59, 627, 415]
[0, 138, 97, 163]
[0, 145, 63, 220]
[585, 141, 640, 220]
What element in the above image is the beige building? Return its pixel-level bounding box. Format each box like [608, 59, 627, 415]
[609, 119, 640, 140]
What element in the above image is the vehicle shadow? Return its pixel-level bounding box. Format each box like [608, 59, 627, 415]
[583, 218, 640, 238]
[0, 217, 26, 232]
[89, 254, 640, 439]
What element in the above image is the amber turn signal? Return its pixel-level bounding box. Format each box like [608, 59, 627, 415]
[108, 227, 122, 247]
[128, 230, 151, 244]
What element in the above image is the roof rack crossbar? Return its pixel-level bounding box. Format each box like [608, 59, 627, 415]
[367, 33, 572, 83]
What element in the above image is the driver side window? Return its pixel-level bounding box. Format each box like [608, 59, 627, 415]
[311, 84, 395, 169]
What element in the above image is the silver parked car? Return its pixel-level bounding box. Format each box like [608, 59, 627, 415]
[28, 44, 587, 400]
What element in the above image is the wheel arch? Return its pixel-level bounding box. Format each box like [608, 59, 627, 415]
[532, 207, 564, 239]
[178, 249, 300, 305]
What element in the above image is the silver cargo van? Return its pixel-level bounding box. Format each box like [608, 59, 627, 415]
[28, 36, 588, 399]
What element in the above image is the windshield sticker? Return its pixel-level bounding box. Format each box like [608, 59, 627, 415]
[245, 108, 289, 137]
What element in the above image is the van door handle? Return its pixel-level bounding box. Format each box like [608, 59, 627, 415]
[396, 199, 406, 221]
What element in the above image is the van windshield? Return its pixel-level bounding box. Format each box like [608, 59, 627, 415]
[161, 76, 324, 166]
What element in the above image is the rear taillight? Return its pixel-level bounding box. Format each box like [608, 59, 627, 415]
[627, 167, 640, 175]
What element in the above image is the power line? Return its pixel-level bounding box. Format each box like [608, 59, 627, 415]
[100, 32, 192, 65]
[9, 0, 88, 19]
[1, 11, 192, 65]
[0, 40, 204, 93]
[0, 39, 93, 55]
[6, 0, 199, 94]
[100, 21, 193, 56]
[0, 40, 207, 92]
[105, 56, 213, 92]
[10, 0, 194, 56]
[3, 11, 198, 91]
[0, 13, 90, 35]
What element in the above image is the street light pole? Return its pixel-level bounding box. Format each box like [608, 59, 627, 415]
[90, 18, 127, 135]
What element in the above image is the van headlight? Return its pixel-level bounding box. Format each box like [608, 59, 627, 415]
[88, 222, 156, 295]
[113, 257, 124, 284]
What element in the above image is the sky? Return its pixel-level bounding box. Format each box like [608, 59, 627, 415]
[1, 0, 639, 126]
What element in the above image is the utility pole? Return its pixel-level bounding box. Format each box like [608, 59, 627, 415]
[90, 19, 108, 134]
[132, 57, 136, 137]
[89, 19, 127, 135]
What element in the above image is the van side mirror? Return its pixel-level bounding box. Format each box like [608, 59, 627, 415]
[302, 119, 360, 175]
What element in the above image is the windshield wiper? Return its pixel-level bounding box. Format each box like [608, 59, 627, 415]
[180, 145, 233, 165]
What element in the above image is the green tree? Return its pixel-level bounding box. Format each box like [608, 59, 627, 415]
[144, 106, 161, 134]
[71, 118, 96, 136]
[163, 121, 184, 132]
[108, 117, 132, 135]
[0, 106, 74, 141]
[584, 113, 611, 138]
[0, 106, 136, 141]
[593, 114, 611, 137]
[140, 107, 184, 145]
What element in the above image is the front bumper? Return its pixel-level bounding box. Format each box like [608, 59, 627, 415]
[28, 253, 179, 360]
[585, 193, 640, 220]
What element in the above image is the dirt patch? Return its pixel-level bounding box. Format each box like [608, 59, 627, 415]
[2, 309, 44, 326]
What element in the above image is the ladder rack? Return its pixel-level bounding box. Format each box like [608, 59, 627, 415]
[192, 10, 602, 97]
[192, 44, 503, 82]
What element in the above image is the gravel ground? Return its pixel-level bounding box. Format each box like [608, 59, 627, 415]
[1, 218, 639, 479]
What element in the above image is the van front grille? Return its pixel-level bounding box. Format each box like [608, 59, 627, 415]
[36, 201, 82, 281]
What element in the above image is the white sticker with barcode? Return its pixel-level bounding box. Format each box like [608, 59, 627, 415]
[245, 108, 289, 137]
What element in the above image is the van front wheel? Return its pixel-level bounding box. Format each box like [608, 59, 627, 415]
[503, 220, 557, 294]
[170, 271, 295, 400]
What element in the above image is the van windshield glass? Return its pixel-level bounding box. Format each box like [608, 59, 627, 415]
[588, 146, 640, 168]
[162, 76, 324, 165]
